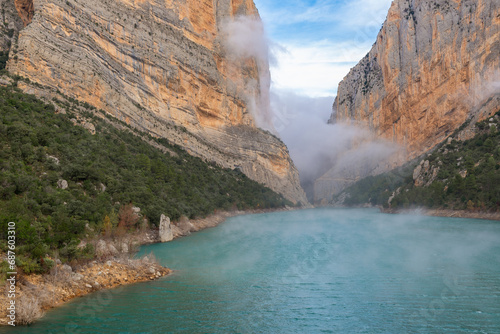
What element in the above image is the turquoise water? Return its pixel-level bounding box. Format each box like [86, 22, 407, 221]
[4, 208, 500, 333]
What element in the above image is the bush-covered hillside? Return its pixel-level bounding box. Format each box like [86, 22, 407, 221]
[337, 111, 500, 211]
[0, 82, 292, 274]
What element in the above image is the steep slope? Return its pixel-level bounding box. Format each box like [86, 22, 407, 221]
[0, 82, 292, 273]
[314, 0, 500, 204]
[335, 110, 500, 214]
[0, 0, 24, 60]
[5, 0, 308, 204]
[331, 0, 500, 157]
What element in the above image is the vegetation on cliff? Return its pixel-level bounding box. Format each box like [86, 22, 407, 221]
[0, 81, 291, 277]
[0, 50, 8, 70]
[337, 111, 500, 211]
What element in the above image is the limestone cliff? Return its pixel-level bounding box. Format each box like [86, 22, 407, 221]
[5, 0, 307, 204]
[331, 0, 500, 158]
[315, 0, 500, 204]
[0, 0, 24, 53]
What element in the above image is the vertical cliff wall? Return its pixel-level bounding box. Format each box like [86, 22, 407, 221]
[331, 0, 500, 158]
[6, 0, 308, 204]
[0, 1, 24, 53]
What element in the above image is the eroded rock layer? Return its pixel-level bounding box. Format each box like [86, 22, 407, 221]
[7, 0, 307, 204]
[331, 0, 500, 158]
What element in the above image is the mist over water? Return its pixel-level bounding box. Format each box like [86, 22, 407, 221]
[9, 209, 500, 333]
[222, 16, 400, 196]
[271, 91, 398, 198]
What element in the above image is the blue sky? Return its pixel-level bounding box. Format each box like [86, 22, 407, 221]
[253, 0, 393, 97]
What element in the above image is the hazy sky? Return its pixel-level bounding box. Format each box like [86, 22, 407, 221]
[253, 0, 393, 97]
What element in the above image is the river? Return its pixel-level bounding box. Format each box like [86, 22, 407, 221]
[4, 208, 500, 333]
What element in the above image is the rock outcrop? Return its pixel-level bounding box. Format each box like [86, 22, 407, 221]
[315, 0, 500, 204]
[14, 0, 34, 26]
[0, 0, 24, 52]
[330, 0, 500, 159]
[56, 179, 68, 190]
[159, 214, 174, 242]
[412, 159, 440, 187]
[5, 0, 308, 204]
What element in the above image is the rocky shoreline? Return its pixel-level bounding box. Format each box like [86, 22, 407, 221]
[0, 254, 170, 326]
[0, 207, 295, 326]
[381, 208, 500, 221]
[0, 255, 169, 326]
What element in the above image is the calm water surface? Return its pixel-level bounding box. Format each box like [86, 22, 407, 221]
[4, 209, 500, 333]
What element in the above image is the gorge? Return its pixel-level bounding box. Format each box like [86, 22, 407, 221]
[313, 0, 500, 203]
[0, 0, 499, 329]
[3, 0, 308, 205]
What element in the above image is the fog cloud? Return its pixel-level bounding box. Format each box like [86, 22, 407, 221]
[272, 90, 399, 200]
[222, 16, 278, 133]
[223, 16, 400, 202]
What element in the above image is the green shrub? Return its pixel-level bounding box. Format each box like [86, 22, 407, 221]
[0, 84, 290, 266]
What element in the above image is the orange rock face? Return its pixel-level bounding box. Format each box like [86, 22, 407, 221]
[331, 0, 500, 160]
[7, 0, 308, 204]
[14, 0, 34, 26]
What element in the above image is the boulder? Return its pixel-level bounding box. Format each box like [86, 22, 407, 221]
[47, 155, 60, 165]
[108, 244, 119, 256]
[72, 273, 83, 281]
[83, 121, 96, 135]
[159, 214, 173, 242]
[96, 240, 106, 256]
[57, 179, 68, 190]
[121, 242, 129, 254]
[61, 264, 73, 273]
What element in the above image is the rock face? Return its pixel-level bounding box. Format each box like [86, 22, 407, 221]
[6, 0, 308, 204]
[57, 179, 68, 189]
[330, 0, 500, 160]
[158, 214, 173, 243]
[0, 0, 24, 53]
[14, 0, 34, 26]
[412, 159, 440, 187]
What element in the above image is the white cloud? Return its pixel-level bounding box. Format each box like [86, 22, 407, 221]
[271, 40, 373, 97]
[254, 0, 393, 97]
[337, 0, 393, 28]
[256, 0, 392, 34]
[222, 17, 275, 132]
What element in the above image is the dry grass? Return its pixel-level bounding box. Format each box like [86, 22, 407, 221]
[16, 294, 44, 325]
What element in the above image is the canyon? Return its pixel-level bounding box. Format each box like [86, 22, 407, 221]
[315, 0, 500, 203]
[2, 0, 307, 204]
